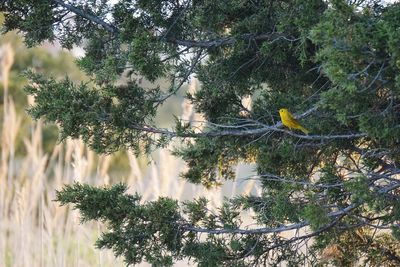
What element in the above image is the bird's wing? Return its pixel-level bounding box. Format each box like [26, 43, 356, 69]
[288, 113, 306, 130]
[286, 111, 298, 122]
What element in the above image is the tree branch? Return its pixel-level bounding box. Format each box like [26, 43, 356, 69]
[51, 1, 299, 49]
[181, 203, 358, 235]
[52, 0, 118, 34]
[182, 221, 309, 235]
[164, 32, 300, 48]
[181, 183, 400, 235]
[129, 107, 366, 140]
[130, 122, 367, 140]
[252, 173, 343, 189]
[266, 213, 346, 251]
[156, 49, 204, 105]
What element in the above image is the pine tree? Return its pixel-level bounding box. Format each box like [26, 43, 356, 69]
[1, 0, 400, 265]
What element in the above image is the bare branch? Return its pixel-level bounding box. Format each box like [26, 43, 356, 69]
[52, 0, 300, 48]
[156, 49, 204, 104]
[164, 32, 300, 48]
[181, 203, 358, 235]
[52, 0, 118, 34]
[50, 1, 299, 49]
[251, 173, 343, 189]
[182, 221, 309, 235]
[130, 122, 366, 140]
[181, 183, 400, 235]
[266, 214, 346, 251]
[128, 107, 366, 140]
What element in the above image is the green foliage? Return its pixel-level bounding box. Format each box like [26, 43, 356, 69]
[345, 175, 373, 203]
[2, 0, 400, 266]
[0, 22, 87, 155]
[183, 197, 208, 225]
[174, 137, 242, 187]
[57, 183, 182, 266]
[1, 1, 56, 47]
[25, 71, 161, 154]
[56, 183, 313, 266]
[302, 200, 330, 231]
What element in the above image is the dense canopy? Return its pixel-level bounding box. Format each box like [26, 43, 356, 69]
[1, 0, 400, 266]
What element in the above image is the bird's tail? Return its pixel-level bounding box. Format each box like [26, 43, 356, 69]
[299, 126, 309, 135]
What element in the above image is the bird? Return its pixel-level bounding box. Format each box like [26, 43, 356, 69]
[279, 108, 309, 134]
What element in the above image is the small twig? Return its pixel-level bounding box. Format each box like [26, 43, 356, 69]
[359, 62, 386, 92]
[155, 50, 204, 105]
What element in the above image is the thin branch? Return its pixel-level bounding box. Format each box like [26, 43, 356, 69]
[181, 183, 400, 235]
[164, 32, 300, 48]
[266, 214, 346, 251]
[182, 220, 309, 235]
[128, 106, 367, 140]
[353, 217, 400, 230]
[182, 203, 358, 235]
[359, 62, 386, 92]
[251, 173, 343, 189]
[52, 0, 118, 34]
[129, 121, 366, 140]
[156, 49, 204, 104]
[161, 0, 191, 40]
[51, 1, 300, 50]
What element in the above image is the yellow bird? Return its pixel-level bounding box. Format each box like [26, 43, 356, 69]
[279, 108, 309, 134]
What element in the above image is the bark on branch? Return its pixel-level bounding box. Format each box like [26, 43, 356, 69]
[181, 202, 359, 235]
[130, 122, 367, 140]
[163, 32, 299, 48]
[52, 0, 118, 33]
[129, 107, 367, 140]
[181, 182, 400, 235]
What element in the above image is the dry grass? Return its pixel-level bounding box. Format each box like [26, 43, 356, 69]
[0, 44, 260, 267]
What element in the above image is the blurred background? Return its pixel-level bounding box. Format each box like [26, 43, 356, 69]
[0, 15, 260, 267]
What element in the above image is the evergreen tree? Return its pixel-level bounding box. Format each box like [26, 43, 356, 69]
[1, 0, 400, 265]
